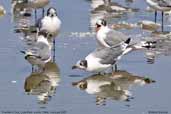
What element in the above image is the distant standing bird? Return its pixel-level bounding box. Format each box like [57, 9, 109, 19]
[145, 0, 171, 31]
[21, 30, 52, 71]
[11, 0, 49, 19]
[31, 0, 49, 19]
[37, 7, 61, 58]
[38, 7, 61, 37]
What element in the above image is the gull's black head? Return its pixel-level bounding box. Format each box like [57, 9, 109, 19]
[47, 7, 57, 17]
[95, 19, 107, 32]
[72, 60, 88, 70]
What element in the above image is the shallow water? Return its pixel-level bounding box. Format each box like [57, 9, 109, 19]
[0, 0, 171, 114]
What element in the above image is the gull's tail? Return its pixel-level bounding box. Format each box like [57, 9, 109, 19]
[121, 37, 131, 50]
[141, 41, 156, 49]
[124, 38, 131, 44]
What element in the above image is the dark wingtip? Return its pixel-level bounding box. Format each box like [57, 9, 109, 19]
[20, 50, 26, 54]
[125, 38, 131, 44]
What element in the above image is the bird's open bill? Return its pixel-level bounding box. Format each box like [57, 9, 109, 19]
[95, 24, 101, 32]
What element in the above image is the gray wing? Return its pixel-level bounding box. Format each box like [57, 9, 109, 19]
[92, 46, 123, 65]
[36, 42, 51, 60]
[104, 30, 127, 47]
[29, 41, 51, 61]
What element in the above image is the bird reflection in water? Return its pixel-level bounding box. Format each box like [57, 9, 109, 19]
[24, 61, 60, 104]
[72, 70, 155, 105]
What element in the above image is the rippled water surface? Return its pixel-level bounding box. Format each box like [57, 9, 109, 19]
[0, 0, 171, 114]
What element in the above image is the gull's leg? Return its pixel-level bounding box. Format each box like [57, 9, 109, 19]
[32, 66, 33, 72]
[112, 64, 118, 73]
[161, 11, 164, 32]
[155, 10, 157, 23]
[111, 66, 114, 72]
[42, 8, 45, 17]
[32, 65, 34, 72]
[35, 9, 37, 24]
[115, 64, 118, 72]
[53, 39, 56, 62]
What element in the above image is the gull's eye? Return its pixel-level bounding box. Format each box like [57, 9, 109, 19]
[80, 62, 84, 66]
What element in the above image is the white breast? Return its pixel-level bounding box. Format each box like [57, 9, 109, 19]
[85, 54, 111, 72]
[41, 16, 61, 37]
[96, 27, 111, 48]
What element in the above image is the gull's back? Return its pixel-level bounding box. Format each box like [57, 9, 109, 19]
[104, 30, 127, 47]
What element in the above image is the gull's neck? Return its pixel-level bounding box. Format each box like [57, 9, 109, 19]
[98, 26, 111, 34]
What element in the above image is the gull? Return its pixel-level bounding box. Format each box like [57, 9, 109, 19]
[31, 0, 50, 18]
[21, 30, 52, 71]
[72, 38, 131, 73]
[95, 19, 127, 48]
[91, 0, 137, 12]
[36, 7, 61, 53]
[37, 7, 61, 37]
[145, 0, 171, 31]
[95, 19, 157, 54]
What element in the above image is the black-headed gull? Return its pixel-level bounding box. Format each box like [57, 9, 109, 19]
[95, 19, 127, 48]
[95, 19, 157, 54]
[72, 38, 131, 73]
